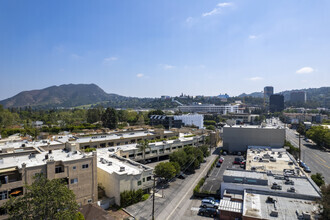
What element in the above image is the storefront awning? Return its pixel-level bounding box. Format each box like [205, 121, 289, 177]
[0, 167, 17, 174]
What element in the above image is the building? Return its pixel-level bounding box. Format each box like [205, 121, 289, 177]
[96, 148, 153, 206]
[149, 115, 183, 129]
[221, 114, 259, 125]
[71, 129, 178, 150]
[290, 91, 307, 103]
[178, 104, 242, 114]
[245, 146, 302, 175]
[264, 86, 274, 101]
[269, 94, 284, 112]
[0, 149, 98, 214]
[222, 125, 285, 153]
[174, 114, 204, 129]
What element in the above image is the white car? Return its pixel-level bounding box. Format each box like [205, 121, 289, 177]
[201, 199, 219, 208]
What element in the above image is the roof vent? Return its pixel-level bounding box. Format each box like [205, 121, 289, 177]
[270, 210, 278, 217]
[119, 167, 125, 172]
[29, 153, 36, 159]
[45, 154, 49, 160]
[49, 150, 52, 154]
[108, 162, 112, 166]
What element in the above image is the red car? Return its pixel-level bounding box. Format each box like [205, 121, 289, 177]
[219, 157, 224, 163]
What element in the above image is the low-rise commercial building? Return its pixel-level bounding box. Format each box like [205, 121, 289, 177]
[178, 104, 242, 114]
[174, 114, 204, 129]
[222, 125, 285, 153]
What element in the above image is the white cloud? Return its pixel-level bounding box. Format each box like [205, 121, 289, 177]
[104, 56, 118, 62]
[136, 73, 144, 78]
[248, 77, 263, 81]
[296, 67, 314, 74]
[217, 2, 232, 7]
[164, 64, 175, 70]
[202, 2, 233, 17]
[249, 35, 257, 39]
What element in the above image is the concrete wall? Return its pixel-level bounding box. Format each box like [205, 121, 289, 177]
[223, 127, 285, 152]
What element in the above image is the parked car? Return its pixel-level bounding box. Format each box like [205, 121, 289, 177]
[204, 197, 220, 203]
[287, 187, 296, 193]
[285, 179, 294, 185]
[237, 152, 242, 156]
[177, 172, 186, 179]
[198, 207, 218, 217]
[222, 151, 227, 156]
[201, 199, 219, 208]
[216, 162, 221, 167]
[233, 157, 243, 164]
[304, 166, 311, 173]
[240, 160, 246, 165]
[219, 157, 224, 163]
[271, 183, 282, 190]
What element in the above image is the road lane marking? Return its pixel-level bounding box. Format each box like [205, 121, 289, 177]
[191, 207, 200, 211]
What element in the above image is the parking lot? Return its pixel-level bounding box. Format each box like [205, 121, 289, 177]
[200, 154, 244, 194]
[181, 154, 245, 219]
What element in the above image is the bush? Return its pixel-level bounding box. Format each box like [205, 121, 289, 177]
[193, 177, 205, 194]
[120, 189, 144, 208]
[142, 194, 150, 201]
[311, 173, 325, 187]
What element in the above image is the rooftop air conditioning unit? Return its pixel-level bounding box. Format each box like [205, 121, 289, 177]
[119, 167, 125, 172]
[107, 162, 112, 166]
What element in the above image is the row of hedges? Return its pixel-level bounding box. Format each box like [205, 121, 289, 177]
[120, 189, 145, 208]
[193, 156, 219, 196]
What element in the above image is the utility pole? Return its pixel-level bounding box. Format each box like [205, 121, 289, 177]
[152, 175, 155, 220]
[298, 134, 302, 161]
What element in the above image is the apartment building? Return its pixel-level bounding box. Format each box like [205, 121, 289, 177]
[0, 149, 97, 218]
[97, 148, 153, 206]
[70, 129, 177, 150]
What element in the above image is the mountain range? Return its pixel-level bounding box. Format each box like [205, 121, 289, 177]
[0, 84, 329, 109]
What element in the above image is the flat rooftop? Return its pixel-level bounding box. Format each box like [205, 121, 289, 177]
[243, 192, 319, 219]
[246, 147, 298, 175]
[97, 147, 152, 175]
[219, 198, 242, 213]
[0, 149, 93, 170]
[222, 170, 321, 199]
[224, 125, 284, 129]
[75, 130, 174, 144]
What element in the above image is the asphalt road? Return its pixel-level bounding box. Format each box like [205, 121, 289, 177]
[125, 150, 219, 220]
[285, 127, 330, 184]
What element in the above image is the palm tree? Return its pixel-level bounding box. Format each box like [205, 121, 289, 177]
[137, 139, 151, 163]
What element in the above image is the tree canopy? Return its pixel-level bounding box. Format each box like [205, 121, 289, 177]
[4, 174, 81, 220]
[101, 107, 118, 129]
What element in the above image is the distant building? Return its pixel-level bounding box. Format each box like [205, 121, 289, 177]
[290, 91, 307, 103]
[264, 86, 274, 101]
[149, 115, 183, 129]
[160, 95, 171, 100]
[269, 94, 284, 112]
[174, 114, 204, 129]
[178, 104, 242, 114]
[222, 124, 285, 152]
[218, 93, 230, 99]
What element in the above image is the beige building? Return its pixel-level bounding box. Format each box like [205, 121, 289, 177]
[0, 149, 97, 218]
[97, 148, 153, 206]
[71, 129, 178, 150]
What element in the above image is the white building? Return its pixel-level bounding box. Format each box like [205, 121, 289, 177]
[178, 104, 242, 114]
[174, 114, 204, 129]
[96, 148, 153, 206]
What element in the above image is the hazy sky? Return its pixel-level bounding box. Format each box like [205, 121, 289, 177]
[1, 0, 330, 100]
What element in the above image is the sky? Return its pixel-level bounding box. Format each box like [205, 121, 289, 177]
[0, 0, 330, 100]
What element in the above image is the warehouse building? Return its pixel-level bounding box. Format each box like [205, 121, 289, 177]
[222, 125, 285, 153]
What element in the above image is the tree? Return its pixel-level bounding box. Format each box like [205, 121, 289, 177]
[311, 173, 325, 187]
[137, 139, 151, 162]
[318, 184, 330, 219]
[87, 106, 103, 123]
[296, 123, 306, 136]
[4, 174, 80, 220]
[154, 162, 177, 180]
[170, 150, 188, 168]
[101, 107, 118, 129]
[147, 109, 165, 118]
[199, 145, 210, 157]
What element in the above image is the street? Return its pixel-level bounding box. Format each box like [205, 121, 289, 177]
[285, 127, 330, 184]
[126, 151, 219, 220]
